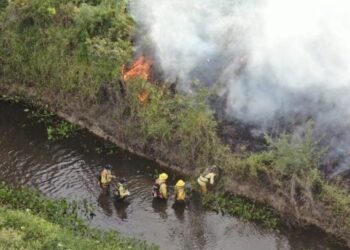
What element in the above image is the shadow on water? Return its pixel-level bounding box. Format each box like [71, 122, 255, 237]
[97, 188, 113, 216]
[172, 202, 186, 222]
[152, 199, 168, 220]
[114, 199, 130, 220]
[0, 100, 347, 250]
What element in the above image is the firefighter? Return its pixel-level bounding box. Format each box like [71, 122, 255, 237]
[152, 173, 168, 199]
[115, 178, 130, 201]
[174, 179, 186, 203]
[197, 165, 220, 194]
[99, 164, 116, 188]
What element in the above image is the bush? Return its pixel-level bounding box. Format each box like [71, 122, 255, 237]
[230, 122, 324, 211]
[321, 184, 350, 235]
[0, 0, 133, 99]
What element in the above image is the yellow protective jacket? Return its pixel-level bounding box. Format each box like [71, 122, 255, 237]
[116, 183, 130, 199]
[154, 179, 167, 199]
[175, 186, 186, 201]
[100, 169, 113, 185]
[198, 172, 216, 185]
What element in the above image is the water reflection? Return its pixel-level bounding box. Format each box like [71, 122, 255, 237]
[114, 200, 129, 220]
[172, 202, 186, 222]
[152, 199, 168, 219]
[97, 189, 113, 216]
[185, 192, 208, 249]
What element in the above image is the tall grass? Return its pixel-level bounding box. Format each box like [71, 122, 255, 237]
[0, 0, 133, 100]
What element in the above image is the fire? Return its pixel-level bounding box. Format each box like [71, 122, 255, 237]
[138, 89, 150, 104]
[122, 55, 152, 82]
[122, 55, 153, 104]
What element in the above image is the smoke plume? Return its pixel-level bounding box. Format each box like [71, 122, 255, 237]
[130, 0, 350, 175]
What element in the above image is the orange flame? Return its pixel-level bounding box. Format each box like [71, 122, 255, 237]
[138, 89, 150, 104]
[122, 55, 152, 82]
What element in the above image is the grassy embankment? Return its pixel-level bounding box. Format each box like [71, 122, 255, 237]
[0, 183, 157, 249]
[0, 0, 349, 246]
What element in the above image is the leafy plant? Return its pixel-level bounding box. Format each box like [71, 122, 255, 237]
[47, 121, 77, 141]
[203, 193, 279, 229]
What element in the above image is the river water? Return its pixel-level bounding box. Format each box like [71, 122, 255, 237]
[0, 101, 345, 250]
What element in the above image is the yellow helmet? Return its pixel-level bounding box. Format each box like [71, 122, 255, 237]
[159, 173, 168, 181]
[175, 179, 185, 187]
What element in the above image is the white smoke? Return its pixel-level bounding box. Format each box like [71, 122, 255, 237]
[130, 0, 350, 175]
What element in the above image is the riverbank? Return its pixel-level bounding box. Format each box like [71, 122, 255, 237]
[1, 80, 349, 248]
[4, 100, 340, 250]
[0, 183, 157, 250]
[1, 0, 349, 248]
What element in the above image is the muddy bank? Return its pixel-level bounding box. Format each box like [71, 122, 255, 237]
[0, 83, 349, 248]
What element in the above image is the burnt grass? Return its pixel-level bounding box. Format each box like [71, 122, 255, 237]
[216, 109, 350, 188]
[217, 119, 267, 154]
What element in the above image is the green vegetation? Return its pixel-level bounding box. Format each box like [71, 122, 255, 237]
[29, 106, 79, 141]
[118, 79, 221, 168]
[0, 0, 133, 100]
[0, 94, 79, 141]
[320, 184, 350, 238]
[0, 207, 155, 250]
[47, 120, 77, 141]
[0, 0, 349, 246]
[0, 0, 8, 10]
[0, 182, 87, 231]
[236, 123, 325, 210]
[0, 93, 24, 104]
[203, 193, 279, 229]
[0, 183, 158, 249]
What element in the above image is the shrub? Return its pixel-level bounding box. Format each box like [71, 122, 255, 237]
[321, 184, 350, 232]
[0, 0, 133, 99]
[231, 122, 325, 210]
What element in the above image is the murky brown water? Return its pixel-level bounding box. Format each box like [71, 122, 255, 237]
[0, 101, 345, 250]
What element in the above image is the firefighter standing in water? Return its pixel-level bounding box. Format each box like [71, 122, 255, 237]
[115, 178, 130, 201]
[152, 173, 168, 199]
[174, 179, 186, 203]
[99, 164, 116, 188]
[197, 165, 219, 194]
